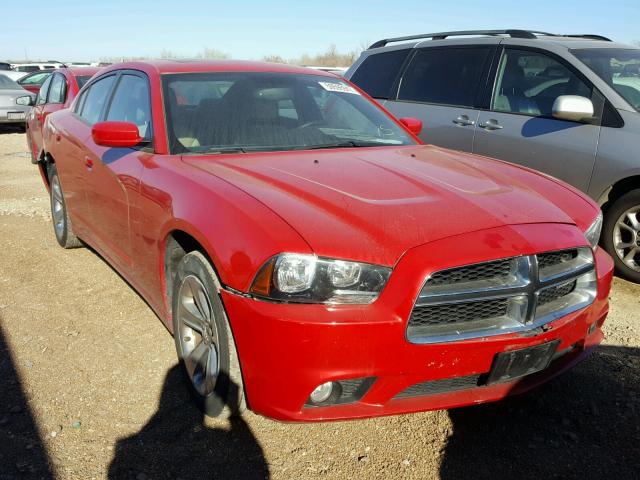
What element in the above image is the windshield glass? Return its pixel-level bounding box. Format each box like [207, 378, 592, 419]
[162, 72, 415, 154]
[0, 75, 21, 90]
[573, 48, 640, 112]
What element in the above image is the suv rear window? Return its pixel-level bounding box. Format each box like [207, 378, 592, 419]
[350, 49, 410, 99]
[398, 47, 491, 107]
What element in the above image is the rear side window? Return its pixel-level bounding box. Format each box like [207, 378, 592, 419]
[350, 49, 410, 99]
[106, 74, 152, 139]
[398, 47, 491, 107]
[79, 75, 116, 125]
[48, 74, 67, 104]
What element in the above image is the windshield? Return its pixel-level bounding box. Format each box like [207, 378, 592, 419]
[573, 48, 640, 112]
[0, 74, 21, 90]
[76, 75, 91, 88]
[162, 72, 415, 154]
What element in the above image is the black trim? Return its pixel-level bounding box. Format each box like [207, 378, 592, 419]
[369, 29, 548, 49]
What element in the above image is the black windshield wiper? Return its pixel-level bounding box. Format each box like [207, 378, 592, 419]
[307, 141, 364, 150]
[200, 147, 247, 154]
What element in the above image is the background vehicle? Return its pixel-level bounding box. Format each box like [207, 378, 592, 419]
[26, 67, 98, 166]
[17, 70, 52, 94]
[40, 60, 610, 422]
[0, 70, 28, 81]
[346, 30, 640, 282]
[0, 75, 34, 128]
[11, 62, 65, 72]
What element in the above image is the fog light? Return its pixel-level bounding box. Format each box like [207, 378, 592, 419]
[309, 381, 334, 404]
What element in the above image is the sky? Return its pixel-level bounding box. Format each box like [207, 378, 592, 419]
[1, 0, 638, 62]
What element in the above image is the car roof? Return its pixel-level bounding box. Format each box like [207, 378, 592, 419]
[98, 60, 339, 78]
[366, 32, 638, 53]
[63, 66, 101, 77]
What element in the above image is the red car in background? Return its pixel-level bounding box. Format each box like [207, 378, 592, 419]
[40, 60, 612, 422]
[26, 67, 98, 167]
[17, 70, 52, 94]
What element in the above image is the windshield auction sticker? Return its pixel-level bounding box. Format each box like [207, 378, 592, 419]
[318, 82, 360, 95]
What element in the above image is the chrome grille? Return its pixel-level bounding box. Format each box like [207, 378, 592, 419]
[407, 248, 597, 344]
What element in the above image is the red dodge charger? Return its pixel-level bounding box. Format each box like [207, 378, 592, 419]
[40, 60, 613, 421]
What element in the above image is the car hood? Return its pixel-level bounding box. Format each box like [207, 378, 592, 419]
[183, 145, 591, 266]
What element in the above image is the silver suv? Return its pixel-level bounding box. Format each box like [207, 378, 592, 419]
[346, 30, 640, 282]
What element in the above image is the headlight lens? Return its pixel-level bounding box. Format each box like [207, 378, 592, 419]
[250, 253, 392, 304]
[584, 211, 603, 249]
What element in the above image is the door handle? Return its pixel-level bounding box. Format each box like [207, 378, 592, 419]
[479, 119, 503, 131]
[84, 156, 94, 169]
[452, 115, 475, 127]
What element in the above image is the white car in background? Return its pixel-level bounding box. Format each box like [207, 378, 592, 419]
[0, 74, 34, 128]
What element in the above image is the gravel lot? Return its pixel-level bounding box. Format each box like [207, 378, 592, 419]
[0, 130, 638, 480]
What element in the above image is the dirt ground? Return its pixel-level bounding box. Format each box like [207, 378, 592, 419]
[0, 130, 638, 480]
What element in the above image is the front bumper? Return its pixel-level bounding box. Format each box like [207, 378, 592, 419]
[222, 224, 614, 422]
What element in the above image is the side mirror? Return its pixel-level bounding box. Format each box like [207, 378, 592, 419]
[552, 95, 594, 122]
[399, 117, 423, 136]
[92, 121, 141, 148]
[16, 95, 35, 107]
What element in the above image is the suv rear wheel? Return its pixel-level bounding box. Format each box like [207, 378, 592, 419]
[602, 189, 640, 282]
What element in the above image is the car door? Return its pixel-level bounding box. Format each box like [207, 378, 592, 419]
[83, 72, 152, 271]
[473, 47, 601, 192]
[383, 45, 495, 152]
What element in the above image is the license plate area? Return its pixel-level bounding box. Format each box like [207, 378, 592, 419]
[487, 340, 560, 385]
[7, 112, 26, 120]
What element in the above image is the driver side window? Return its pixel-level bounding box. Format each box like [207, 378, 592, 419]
[492, 49, 592, 117]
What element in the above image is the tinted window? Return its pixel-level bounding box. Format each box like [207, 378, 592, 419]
[350, 49, 410, 99]
[48, 74, 67, 104]
[492, 49, 592, 116]
[75, 75, 91, 89]
[36, 75, 53, 105]
[163, 72, 414, 154]
[398, 47, 491, 107]
[0, 75, 21, 90]
[80, 75, 116, 124]
[106, 74, 152, 139]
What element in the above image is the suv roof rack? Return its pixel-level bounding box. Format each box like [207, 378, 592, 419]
[368, 30, 612, 49]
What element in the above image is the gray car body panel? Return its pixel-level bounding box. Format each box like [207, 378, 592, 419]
[345, 35, 640, 207]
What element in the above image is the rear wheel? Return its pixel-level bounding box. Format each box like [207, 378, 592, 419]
[48, 164, 82, 249]
[172, 251, 246, 418]
[602, 189, 640, 283]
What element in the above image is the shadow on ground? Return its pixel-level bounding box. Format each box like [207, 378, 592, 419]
[108, 365, 269, 480]
[0, 125, 25, 135]
[0, 320, 53, 479]
[440, 345, 640, 480]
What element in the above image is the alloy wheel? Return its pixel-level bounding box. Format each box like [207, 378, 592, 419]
[51, 175, 65, 239]
[613, 206, 640, 272]
[176, 275, 220, 397]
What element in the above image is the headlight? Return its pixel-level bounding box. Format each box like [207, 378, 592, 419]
[584, 211, 603, 249]
[250, 253, 392, 304]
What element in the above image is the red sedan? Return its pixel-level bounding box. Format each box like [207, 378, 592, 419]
[41, 60, 612, 421]
[26, 67, 99, 167]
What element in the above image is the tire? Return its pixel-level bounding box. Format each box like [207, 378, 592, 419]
[47, 164, 83, 249]
[602, 189, 640, 283]
[172, 251, 246, 418]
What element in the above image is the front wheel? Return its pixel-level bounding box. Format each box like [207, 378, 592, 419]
[602, 189, 640, 283]
[172, 251, 246, 418]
